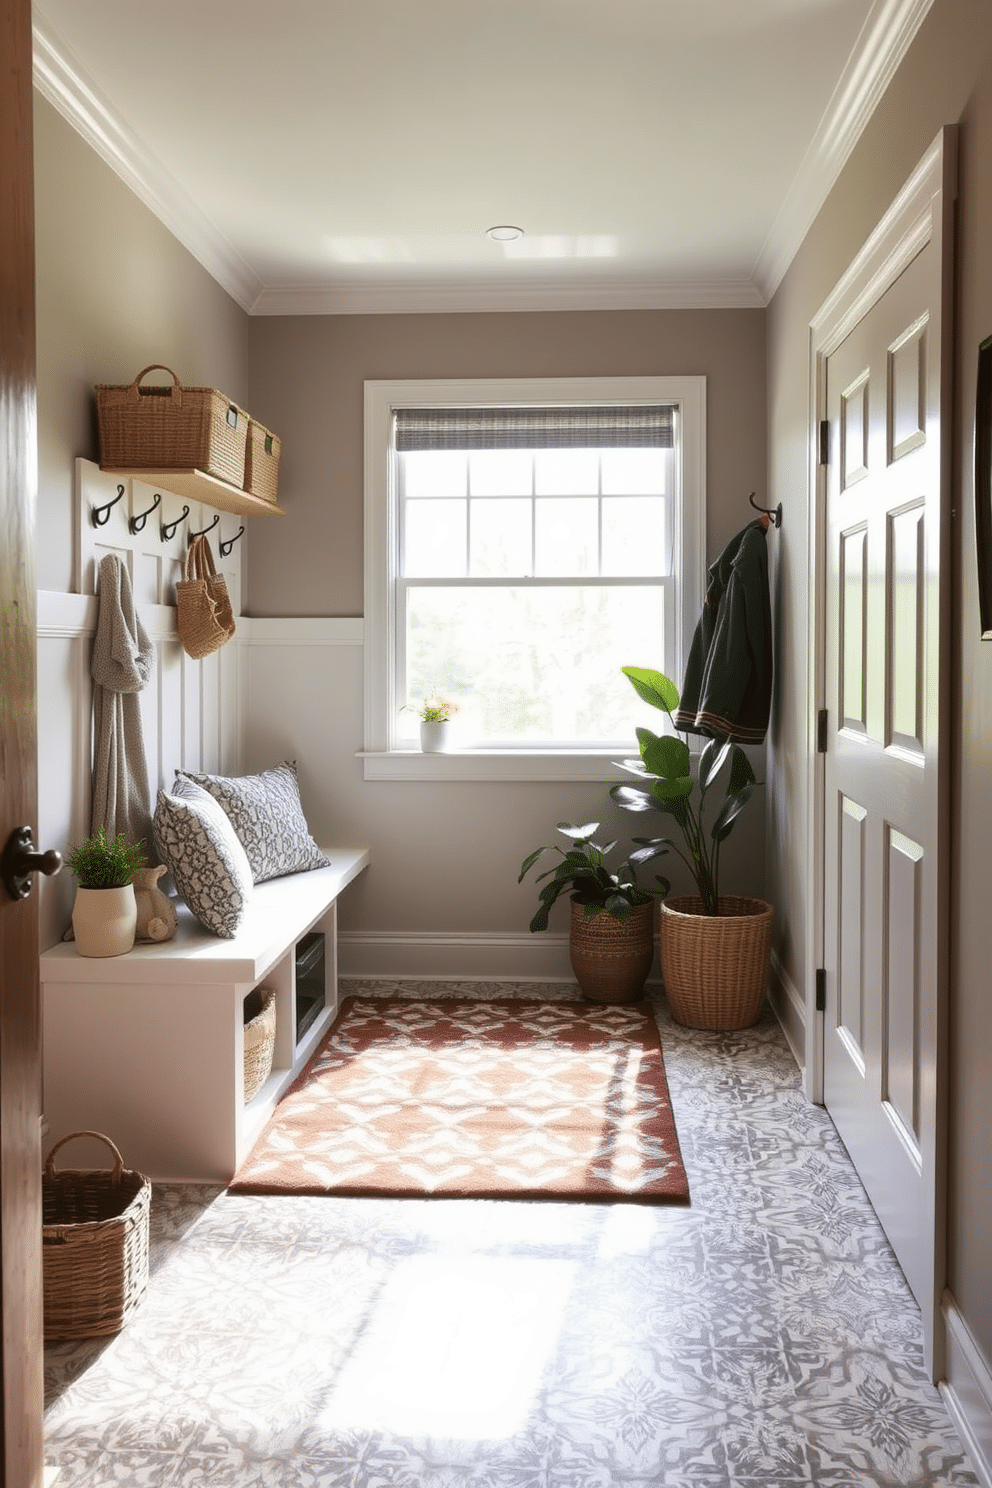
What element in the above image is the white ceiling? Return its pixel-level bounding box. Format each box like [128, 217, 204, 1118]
[32, 0, 930, 316]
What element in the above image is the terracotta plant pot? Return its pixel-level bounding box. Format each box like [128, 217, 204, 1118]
[569, 899, 655, 1004]
[71, 884, 137, 958]
[659, 894, 774, 1030]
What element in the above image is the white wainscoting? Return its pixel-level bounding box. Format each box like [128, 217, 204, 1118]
[36, 462, 245, 951]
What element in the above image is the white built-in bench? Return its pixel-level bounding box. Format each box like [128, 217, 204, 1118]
[40, 848, 369, 1183]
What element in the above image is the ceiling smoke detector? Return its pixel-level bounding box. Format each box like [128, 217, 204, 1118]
[486, 225, 524, 242]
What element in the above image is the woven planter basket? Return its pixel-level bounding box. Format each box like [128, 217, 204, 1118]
[244, 988, 276, 1102]
[659, 895, 774, 1030]
[569, 899, 655, 1004]
[42, 1131, 151, 1342]
[244, 419, 281, 503]
[96, 364, 248, 487]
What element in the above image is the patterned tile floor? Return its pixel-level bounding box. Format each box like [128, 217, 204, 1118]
[44, 981, 979, 1487]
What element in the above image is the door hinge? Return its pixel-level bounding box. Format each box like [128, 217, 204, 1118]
[815, 967, 826, 1012]
[819, 419, 830, 465]
[817, 708, 828, 753]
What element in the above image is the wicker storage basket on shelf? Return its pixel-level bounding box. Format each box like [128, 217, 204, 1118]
[95, 363, 249, 487]
[243, 988, 277, 1102]
[42, 1131, 151, 1342]
[244, 419, 282, 504]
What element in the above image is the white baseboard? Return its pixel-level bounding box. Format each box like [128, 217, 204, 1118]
[942, 1292, 992, 1488]
[338, 930, 573, 980]
[769, 949, 805, 1070]
[338, 930, 663, 985]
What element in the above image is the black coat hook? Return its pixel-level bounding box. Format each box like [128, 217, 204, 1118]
[188, 514, 220, 543]
[748, 491, 782, 529]
[129, 492, 162, 534]
[219, 525, 245, 557]
[92, 484, 126, 527]
[160, 505, 190, 541]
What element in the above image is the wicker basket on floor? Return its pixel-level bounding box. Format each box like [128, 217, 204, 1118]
[659, 895, 774, 1030]
[244, 988, 276, 1102]
[42, 1131, 151, 1342]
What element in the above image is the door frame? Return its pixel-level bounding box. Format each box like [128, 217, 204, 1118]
[1, 0, 45, 1479]
[805, 126, 956, 1375]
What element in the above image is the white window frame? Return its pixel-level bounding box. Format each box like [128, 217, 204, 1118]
[362, 375, 705, 781]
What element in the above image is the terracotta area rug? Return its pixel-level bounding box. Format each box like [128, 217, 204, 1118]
[229, 996, 689, 1203]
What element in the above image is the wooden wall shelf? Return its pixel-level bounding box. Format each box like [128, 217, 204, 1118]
[101, 466, 284, 517]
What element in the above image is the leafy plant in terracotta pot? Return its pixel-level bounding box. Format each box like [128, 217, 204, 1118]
[65, 827, 147, 958]
[518, 822, 661, 1003]
[610, 666, 773, 1029]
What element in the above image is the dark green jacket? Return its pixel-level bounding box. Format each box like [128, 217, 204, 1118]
[674, 519, 772, 743]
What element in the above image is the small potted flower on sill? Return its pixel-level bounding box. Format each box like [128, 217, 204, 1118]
[405, 696, 459, 753]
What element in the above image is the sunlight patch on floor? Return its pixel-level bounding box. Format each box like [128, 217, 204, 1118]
[320, 1253, 576, 1440]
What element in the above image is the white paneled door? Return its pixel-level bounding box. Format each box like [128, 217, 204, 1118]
[819, 133, 954, 1378]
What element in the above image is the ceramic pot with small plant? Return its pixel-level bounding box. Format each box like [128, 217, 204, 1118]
[611, 666, 772, 1028]
[519, 822, 661, 1003]
[404, 696, 459, 753]
[65, 828, 147, 958]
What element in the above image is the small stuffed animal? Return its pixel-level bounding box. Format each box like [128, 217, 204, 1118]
[133, 864, 177, 942]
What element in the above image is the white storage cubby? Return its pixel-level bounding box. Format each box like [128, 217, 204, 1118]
[40, 849, 369, 1183]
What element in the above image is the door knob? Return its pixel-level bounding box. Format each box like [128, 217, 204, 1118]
[1, 826, 63, 901]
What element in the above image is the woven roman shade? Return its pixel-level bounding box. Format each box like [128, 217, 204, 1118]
[394, 405, 675, 451]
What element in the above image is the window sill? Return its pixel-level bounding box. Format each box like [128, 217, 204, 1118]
[357, 750, 637, 782]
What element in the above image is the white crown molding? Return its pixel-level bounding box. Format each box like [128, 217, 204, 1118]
[752, 0, 936, 301]
[249, 276, 766, 316]
[32, 13, 263, 313]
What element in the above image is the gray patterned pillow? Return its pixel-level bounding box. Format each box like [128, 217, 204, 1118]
[153, 782, 253, 937]
[175, 761, 329, 884]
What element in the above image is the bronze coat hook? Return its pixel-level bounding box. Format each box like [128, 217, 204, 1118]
[160, 505, 190, 541]
[92, 484, 126, 527]
[219, 525, 245, 558]
[188, 514, 220, 543]
[748, 491, 782, 529]
[129, 492, 162, 534]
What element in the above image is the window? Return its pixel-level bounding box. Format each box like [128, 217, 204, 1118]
[364, 377, 705, 780]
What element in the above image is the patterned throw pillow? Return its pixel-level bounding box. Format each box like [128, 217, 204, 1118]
[175, 761, 329, 884]
[153, 782, 253, 937]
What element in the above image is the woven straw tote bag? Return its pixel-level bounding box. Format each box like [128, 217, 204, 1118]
[175, 534, 235, 658]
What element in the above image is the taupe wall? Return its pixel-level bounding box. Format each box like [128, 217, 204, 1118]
[242, 310, 769, 952]
[33, 99, 249, 595]
[766, 0, 992, 1381]
[246, 309, 767, 617]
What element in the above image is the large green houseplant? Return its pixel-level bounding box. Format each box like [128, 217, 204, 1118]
[610, 666, 773, 1029]
[610, 667, 757, 913]
[519, 822, 659, 1003]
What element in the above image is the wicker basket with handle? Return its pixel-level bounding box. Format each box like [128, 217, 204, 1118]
[42, 1130, 151, 1341]
[243, 988, 276, 1102]
[96, 364, 248, 487]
